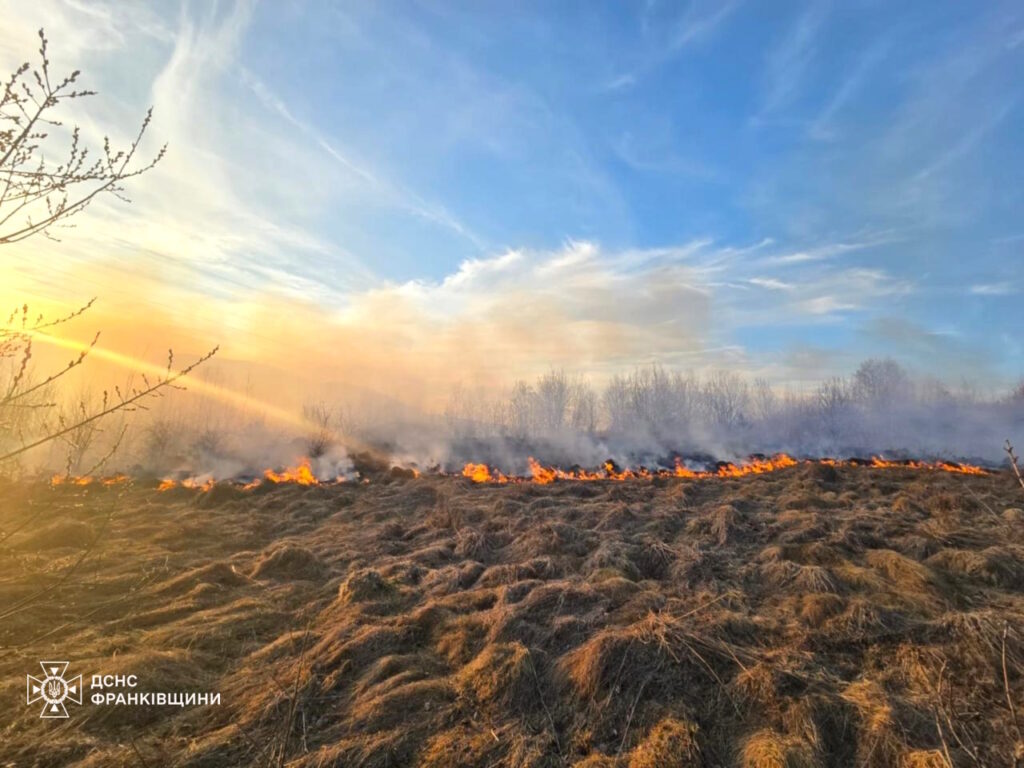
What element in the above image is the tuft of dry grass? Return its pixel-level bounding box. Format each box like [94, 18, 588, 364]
[739, 729, 818, 768]
[628, 717, 702, 768]
[900, 749, 950, 767]
[250, 544, 328, 581]
[455, 641, 534, 710]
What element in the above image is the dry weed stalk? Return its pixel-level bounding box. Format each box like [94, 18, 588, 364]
[525, 649, 562, 759]
[271, 624, 314, 768]
[1006, 440, 1024, 492]
[927, 659, 986, 766]
[1004, 623, 1023, 752]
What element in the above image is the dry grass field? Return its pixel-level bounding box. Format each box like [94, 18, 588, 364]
[1, 464, 1022, 766]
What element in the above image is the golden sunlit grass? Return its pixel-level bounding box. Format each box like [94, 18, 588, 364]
[0, 464, 1022, 765]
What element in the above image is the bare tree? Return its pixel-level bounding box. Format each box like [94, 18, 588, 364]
[750, 377, 777, 423]
[852, 358, 908, 406]
[444, 384, 483, 439]
[816, 376, 853, 447]
[0, 30, 214, 475]
[603, 365, 697, 438]
[703, 370, 749, 429]
[569, 382, 597, 434]
[602, 373, 631, 433]
[505, 380, 536, 439]
[535, 370, 572, 433]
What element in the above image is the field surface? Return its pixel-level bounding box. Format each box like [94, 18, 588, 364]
[1, 465, 1023, 767]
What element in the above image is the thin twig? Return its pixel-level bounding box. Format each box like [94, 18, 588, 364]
[11, 570, 158, 649]
[82, 423, 127, 476]
[932, 662, 956, 768]
[616, 672, 651, 756]
[128, 736, 152, 768]
[0, 498, 116, 621]
[1005, 623, 1022, 744]
[526, 650, 562, 761]
[0, 346, 217, 464]
[275, 621, 313, 768]
[960, 481, 1004, 522]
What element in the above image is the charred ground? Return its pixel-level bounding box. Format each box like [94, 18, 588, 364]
[1, 465, 1022, 766]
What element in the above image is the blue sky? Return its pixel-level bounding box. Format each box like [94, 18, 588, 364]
[239, 1, 1023, 271]
[2, 0, 1022, 393]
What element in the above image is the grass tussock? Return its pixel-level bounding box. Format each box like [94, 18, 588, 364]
[740, 729, 818, 768]
[628, 717, 702, 767]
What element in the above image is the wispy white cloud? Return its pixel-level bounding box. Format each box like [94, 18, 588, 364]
[605, 0, 742, 90]
[970, 282, 1015, 295]
[749, 277, 794, 291]
[794, 296, 856, 315]
[759, 235, 899, 266]
[809, 40, 889, 141]
[756, 1, 828, 119]
[911, 98, 1016, 182]
[0, 0, 383, 316]
[238, 67, 486, 249]
[668, 0, 743, 48]
[612, 125, 722, 181]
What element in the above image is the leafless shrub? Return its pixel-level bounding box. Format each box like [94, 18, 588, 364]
[49, 387, 127, 476]
[302, 401, 335, 459]
[143, 417, 184, 468]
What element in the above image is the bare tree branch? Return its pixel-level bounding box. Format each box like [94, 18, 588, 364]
[0, 29, 165, 245]
[0, 31, 214, 476]
[0, 346, 218, 465]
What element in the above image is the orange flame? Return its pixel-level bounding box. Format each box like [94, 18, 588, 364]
[51, 473, 91, 486]
[183, 477, 215, 491]
[462, 462, 510, 484]
[50, 473, 128, 487]
[461, 453, 988, 484]
[51, 452, 991, 490]
[868, 456, 987, 475]
[157, 477, 214, 491]
[714, 454, 799, 477]
[264, 458, 318, 485]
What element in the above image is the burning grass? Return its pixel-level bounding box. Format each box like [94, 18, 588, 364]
[45, 452, 993, 493]
[462, 454, 990, 485]
[1, 462, 1022, 766]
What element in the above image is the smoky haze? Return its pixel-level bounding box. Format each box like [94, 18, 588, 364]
[29, 357, 1023, 481]
[429, 360, 1024, 472]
